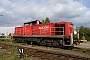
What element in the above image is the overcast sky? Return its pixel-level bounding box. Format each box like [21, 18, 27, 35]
[0, 0, 90, 27]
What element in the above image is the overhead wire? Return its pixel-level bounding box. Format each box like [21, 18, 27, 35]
[0, 0, 30, 15]
[10, 0, 29, 10]
[0, 0, 10, 7]
[0, 0, 10, 16]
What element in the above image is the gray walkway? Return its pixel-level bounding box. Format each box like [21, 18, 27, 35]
[75, 41, 90, 49]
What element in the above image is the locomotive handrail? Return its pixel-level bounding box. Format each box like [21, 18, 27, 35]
[50, 27, 64, 35]
[32, 27, 64, 36]
[51, 31, 64, 32]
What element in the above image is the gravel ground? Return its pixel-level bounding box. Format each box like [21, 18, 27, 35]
[0, 42, 90, 60]
[0, 49, 7, 52]
[75, 41, 90, 49]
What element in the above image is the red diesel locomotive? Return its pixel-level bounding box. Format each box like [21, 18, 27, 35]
[13, 20, 74, 47]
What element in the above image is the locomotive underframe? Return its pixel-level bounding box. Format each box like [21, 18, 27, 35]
[13, 35, 73, 47]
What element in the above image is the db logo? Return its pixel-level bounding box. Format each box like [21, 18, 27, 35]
[39, 26, 49, 29]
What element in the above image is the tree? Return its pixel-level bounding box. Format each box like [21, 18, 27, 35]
[42, 19, 45, 24]
[76, 26, 90, 41]
[42, 17, 50, 24]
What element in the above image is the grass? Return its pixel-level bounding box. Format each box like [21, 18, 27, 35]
[0, 52, 30, 60]
[0, 38, 31, 60]
[0, 46, 30, 60]
[0, 38, 13, 43]
[0, 38, 29, 46]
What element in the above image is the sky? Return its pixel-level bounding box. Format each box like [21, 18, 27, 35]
[0, 27, 14, 34]
[0, 0, 90, 28]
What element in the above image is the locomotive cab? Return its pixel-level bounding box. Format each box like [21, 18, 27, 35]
[57, 22, 74, 46]
[24, 20, 42, 26]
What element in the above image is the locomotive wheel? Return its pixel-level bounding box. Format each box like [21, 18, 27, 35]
[52, 40, 59, 47]
[38, 38, 47, 46]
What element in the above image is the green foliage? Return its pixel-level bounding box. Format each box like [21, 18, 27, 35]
[42, 19, 45, 24]
[0, 38, 12, 43]
[76, 26, 90, 41]
[42, 17, 50, 24]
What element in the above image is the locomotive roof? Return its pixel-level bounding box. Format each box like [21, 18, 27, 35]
[24, 20, 40, 24]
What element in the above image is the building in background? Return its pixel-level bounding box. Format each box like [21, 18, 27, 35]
[0, 27, 15, 38]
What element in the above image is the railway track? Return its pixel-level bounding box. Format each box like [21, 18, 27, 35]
[0, 42, 90, 60]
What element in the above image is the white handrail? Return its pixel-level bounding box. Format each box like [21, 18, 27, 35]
[32, 27, 64, 35]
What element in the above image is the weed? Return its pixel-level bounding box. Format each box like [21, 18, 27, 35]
[0, 47, 30, 60]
